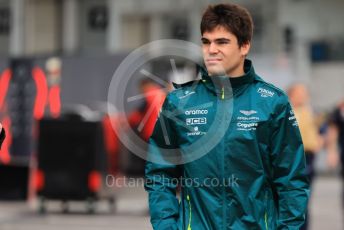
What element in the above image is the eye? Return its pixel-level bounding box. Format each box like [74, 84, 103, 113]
[217, 40, 229, 45]
[201, 40, 210, 45]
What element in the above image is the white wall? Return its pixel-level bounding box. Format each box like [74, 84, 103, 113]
[277, 0, 344, 111]
[107, 0, 205, 52]
[251, 54, 296, 91]
[310, 63, 344, 111]
[278, 0, 344, 40]
[79, 0, 107, 55]
[25, 0, 61, 55]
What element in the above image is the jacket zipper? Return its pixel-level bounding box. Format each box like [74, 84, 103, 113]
[221, 88, 226, 229]
[187, 194, 192, 230]
[265, 212, 268, 230]
[222, 147, 226, 230]
[264, 191, 269, 230]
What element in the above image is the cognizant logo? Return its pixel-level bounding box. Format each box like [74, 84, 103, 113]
[237, 122, 258, 128]
[185, 109, 208, 115]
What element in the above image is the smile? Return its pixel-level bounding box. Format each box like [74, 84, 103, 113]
[206, 59, 222, 63]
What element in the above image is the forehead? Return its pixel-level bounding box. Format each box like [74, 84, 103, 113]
[202, 26, 236, 40]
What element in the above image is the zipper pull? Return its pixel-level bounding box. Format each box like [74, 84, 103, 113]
[221, 86, 225, 100]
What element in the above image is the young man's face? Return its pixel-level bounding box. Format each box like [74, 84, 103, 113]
[201, 26, 250, 77]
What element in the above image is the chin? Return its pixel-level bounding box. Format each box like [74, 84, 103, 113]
[206, 66, 226, 76]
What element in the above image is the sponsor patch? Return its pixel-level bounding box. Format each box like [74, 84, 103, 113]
[186, 117, 207, 125]
[187, 126, 207, 136]
[185, 109, 208, 115]
[257, 88, 274, 98]
[239, 110, 257, 116]
[178, 91, 195, 99]
[236, 122, 258, 131]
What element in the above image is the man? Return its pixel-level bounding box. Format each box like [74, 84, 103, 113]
[288, 84, 322, 186]
[145, 3, 309, 229]
[327, 100, 344, 208]
[127, 79, 166, 175]
[288, 84, 322, 230]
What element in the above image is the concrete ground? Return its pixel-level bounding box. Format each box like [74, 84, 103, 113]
[0, 176, 342, 230]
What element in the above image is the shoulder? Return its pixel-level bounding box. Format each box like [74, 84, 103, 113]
[254, 76, 288, 100]
[254, 76, 291, 114]
[165, 80, 201, 102]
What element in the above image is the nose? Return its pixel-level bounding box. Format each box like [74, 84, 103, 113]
[208, 42, 219, 54]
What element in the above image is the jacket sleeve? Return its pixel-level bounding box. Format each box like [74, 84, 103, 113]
[270, 97, 310, 230]
[144, 96, 182, 230]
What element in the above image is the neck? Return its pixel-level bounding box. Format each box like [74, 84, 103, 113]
[226, 61, 245, 78]
[227, 69, 245, 78]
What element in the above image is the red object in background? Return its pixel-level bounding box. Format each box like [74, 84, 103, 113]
[0, 68, 11, 109]
[0, 66, 60, 165]
[0, 68, 12, 164]
[32, 67, 48, 121]
[88, 170, 102, 193]
[48, 86, 61, 118]
[0, 116, 11, 164]
[102, 115, 122, 175]
[142, 84, 166, 141]
[128, 84, 166, 141]
[34, 169, 45, 192]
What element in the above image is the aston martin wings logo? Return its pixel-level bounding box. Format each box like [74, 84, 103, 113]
[239, 110, 257, 116]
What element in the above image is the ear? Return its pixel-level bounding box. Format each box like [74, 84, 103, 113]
[240, 42, 251, 56]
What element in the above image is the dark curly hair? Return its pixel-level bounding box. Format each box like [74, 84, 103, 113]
[200, 3, 254, 47]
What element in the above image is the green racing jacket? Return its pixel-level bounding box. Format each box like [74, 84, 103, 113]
[145, 59, 309, 230]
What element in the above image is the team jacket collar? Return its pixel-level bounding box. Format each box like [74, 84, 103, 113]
[200, 59, 255, 98]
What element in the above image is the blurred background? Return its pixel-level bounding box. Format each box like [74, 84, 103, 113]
[0, 0, 343, 229]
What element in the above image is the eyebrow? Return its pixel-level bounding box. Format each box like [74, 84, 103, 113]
[201, 37, 231, 43]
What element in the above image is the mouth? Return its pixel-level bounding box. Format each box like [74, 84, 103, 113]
[206, 58, 222, 64]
